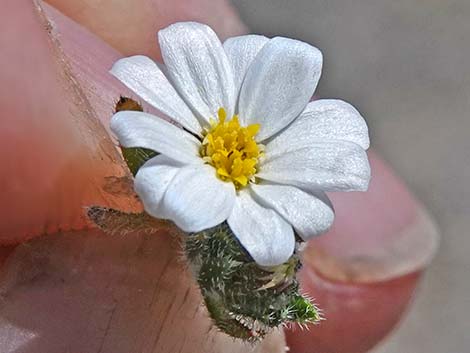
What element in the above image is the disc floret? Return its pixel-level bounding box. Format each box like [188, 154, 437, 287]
[201, 108, 262, 189]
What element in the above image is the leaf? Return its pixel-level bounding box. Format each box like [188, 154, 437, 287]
[121, 147, 158, 176]
[113, 96, 160, 175]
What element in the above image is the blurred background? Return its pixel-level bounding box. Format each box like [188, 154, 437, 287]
[231, 0, 469, 352]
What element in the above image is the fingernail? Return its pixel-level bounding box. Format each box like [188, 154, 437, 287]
[286, 151, 440, 353]
[305, 151, 439, 283]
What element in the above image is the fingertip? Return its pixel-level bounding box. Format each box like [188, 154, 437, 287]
[0, 0, 140, 243]
[285, 151, 439, 352]
[0, 228, 276, 353]
[307, 150, 439, 282]
[46, 0, 248, 59]
[287, 270, 421, 353]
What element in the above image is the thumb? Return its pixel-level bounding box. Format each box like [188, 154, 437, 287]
[0, 1, 284, 352]
[0, 0, 141, 244]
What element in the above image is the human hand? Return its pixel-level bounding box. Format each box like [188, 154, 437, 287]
[0, 1, 438, 352]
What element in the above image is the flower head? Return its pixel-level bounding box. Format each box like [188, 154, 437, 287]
[110, 22, 371, 267]
[201, 107, 261, 188]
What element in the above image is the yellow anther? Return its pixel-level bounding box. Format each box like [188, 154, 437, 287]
[201, 108, 261, 189]
[217, 107, 227, 122]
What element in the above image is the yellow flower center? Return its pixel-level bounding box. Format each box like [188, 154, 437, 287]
[201, 108, 262, 189]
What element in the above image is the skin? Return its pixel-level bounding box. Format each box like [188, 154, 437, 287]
[0, 0, 438, 352]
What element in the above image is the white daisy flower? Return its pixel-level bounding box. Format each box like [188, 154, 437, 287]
[110, 22, 371, 267]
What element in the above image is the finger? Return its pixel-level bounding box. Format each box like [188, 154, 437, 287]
[285, 151, 439, 353]
[0, 228, 282, 353]
[45, 0, 247, 59]
[0, 0, 246, 243]
[0, 0, 142, 244]
[41, 2, 159, 132]
[0, 3, 286, 352]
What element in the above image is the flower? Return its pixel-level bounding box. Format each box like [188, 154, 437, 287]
[110, 22, 370, 267]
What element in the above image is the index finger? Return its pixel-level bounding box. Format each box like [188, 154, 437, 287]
[46, 0, 247, 59]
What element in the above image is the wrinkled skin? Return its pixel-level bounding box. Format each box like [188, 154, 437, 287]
[0, 1, 438, 352]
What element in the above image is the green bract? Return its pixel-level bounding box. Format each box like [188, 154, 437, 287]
[185, 223, 321, 341]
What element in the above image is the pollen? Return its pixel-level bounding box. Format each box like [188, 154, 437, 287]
[201, 108, 262, 189]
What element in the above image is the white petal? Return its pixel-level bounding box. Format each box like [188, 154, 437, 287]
[134, 155, 182, 219]
[110, 55, 201, 135]
[110, 111, 201, 164]
[161, 164, 236, 232]
[227, 189, 295, 266]
[251, 183, 334, 240]
[266, 100, 369, 159]
[223, 35, 269, 93]
[258, 141, 371, 192]
[238, 37, 323, 141]
[158, 22, 236, 126]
